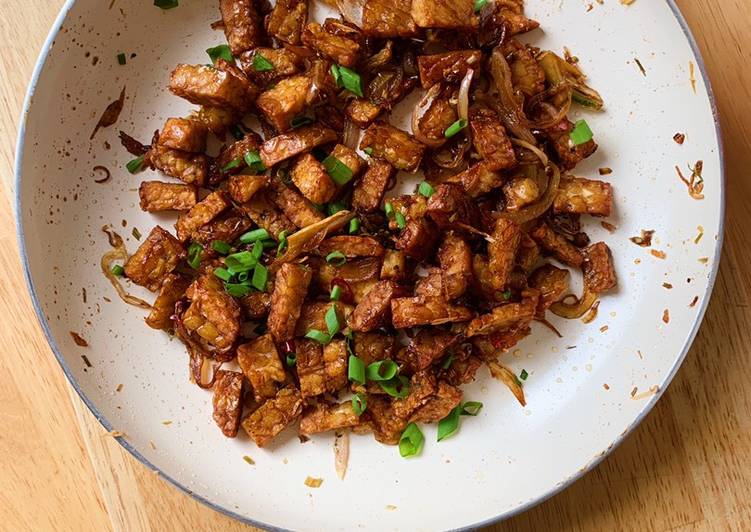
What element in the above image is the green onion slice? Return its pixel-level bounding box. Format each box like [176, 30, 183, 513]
[348, 218, 360, 234]
[290, 115, 314, 129]
[379, 375, 410, 398]
[440, 354, 454, 370]
[213, 267, 232, 282]
[237, 271, 249, 282]
[461, 401, 483, 416]
[363, 147, 373, 156]
[154, 0, 178, 9]
[325, 305, 340, 336]
[243, 150, 266, 172]
[474, 0, 487, 12]
[239, 228, 270, 244]
[330, 64, 342, 86]
[252, 53, 274, 72]
[111, 264, 125, 277]
[352, 393, 367, 416]
[444, 118, 468, 138]
[252, 263, 268, 291]
[336, 65, 364, 97]
[212, 240, 231, 255]
[437, 406, 461, 441]
[117, 53, 126, 65]
[570, 119, 594, 145]
[322, 155, 354, 185]
[366, 360, 399, 382]
[206, 44, 233, 65]
[327, 201, 346, 216]
[326, 251, 347, 266]
[187, 242, 203, 269]
[399, 423, 424, 458]
[222, 157, 243, 172]
[277, 230, 288, 256]
[394, 212, 406, 229]
[251, 241, 264, 261]
[384, 202, 394, 218]
[418, 181, 434, 198]
[305, 329, 331, 344]
[225, 282, 251, 297]
[520, 369, 529, 381]
[330, 285, 342, 301]
[126, 155, 145, 174]
[225, 251, 257, 273]
[348, 355, 366, 384]
[286, 352, 297, 367]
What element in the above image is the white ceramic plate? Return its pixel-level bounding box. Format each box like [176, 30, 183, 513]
[15, 1, 723, 530]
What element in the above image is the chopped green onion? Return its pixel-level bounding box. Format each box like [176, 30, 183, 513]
[230, 124, 245, 140]
[212, 240, 231, 255]
[277, 230, 288, 256]
[440, 354, 454, 370]
[444, 118, 468, 138]
[366, 360, 399, 381]
[399, 423, 424, 458]
[290, 115, 314, 129]
[363, 147, 373, 156]
[519, 369, 529, 381]
[240, 228, 270, 244]
[225, 282, 251, 297]
[474, 0, 487, 12]
[243, 150, 266, 173]
[261, 239, 276, 249]
[379, 375, 410, 398]
[461, 401, 483, 416]
[325, 305, 340, 336]
[250, 241, 263, 261]
[335, 65, 364, 97]
[502, 289, 512, 300]
[213, 267, 232, 282]
[154, 0, 178, 9]
[225, 251, 257, 273]
[326, 251, 347, 266]
[330, 285, 342, 301]
[348, 218, 360, 234]
[348, 355, 366, 384]
[206, 44, 234, 65]
[418, 181, 434, 198]
[352, 393, 367, 416]
[286, 352, 297, 367]
[394, 212, 406, 229]
[322, 155, 354, 185]
[330, 64, 342, 86]
[570, 119, 594, 145]
[187, 242, 203, 269]
[126, 155, 145, 174]
[131, 227, 142, 240]
[252, 53, 274, 72]
[305, 329, 331, 344]
[222, 157, 243, 173]
[111, 264, 125, 277]
[384, 202, 394, 218]
[117, 53, 126, 65]
[252, 263, 268, 291]
[237, 271, 249, 282]
[437, 406, 461, 441]
[327, 201, 346, 216]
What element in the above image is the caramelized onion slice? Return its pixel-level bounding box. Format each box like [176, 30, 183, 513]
[498, 161, 560, 224]
[101, 248, 151, 310]
[274, 210, 354, 269]
[550, 288, 597, 319]
[488, 361, 526, 407]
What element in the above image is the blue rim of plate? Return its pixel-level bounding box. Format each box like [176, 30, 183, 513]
[13, 1, 725, 530]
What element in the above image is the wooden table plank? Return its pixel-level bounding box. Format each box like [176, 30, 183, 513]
[0, 1, 748, 530]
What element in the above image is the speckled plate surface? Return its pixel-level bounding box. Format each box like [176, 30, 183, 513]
[15, 1, 723, 530]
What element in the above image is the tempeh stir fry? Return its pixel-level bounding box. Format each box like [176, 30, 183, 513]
[113, 0, 616, 457]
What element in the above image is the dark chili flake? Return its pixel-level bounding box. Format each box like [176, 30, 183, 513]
[70, 331, 89, 347]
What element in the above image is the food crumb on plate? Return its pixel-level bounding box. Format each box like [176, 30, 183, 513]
[304, 476, 323, 488]
[243, 455, 255, 465]
[662, 309, 670, 324]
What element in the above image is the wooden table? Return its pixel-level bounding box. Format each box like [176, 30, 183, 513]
[0, 1, 748, 530]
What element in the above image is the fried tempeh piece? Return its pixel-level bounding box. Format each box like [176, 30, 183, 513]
[487, 218, 521, 290]
[182, 274, 242, 353]
[294, 302, 353, 336]
[138, 181, 197, 212]
[414, 267, 443, 298]
[124, 226, 185, 291]
[438, 233, 472, 300]
[256, 75, 316, 132]
[169, 64, 258, 112]
[191, 105, 236, 137]
[380, 249, 407, 280]
[352, 159, 394, 212]
[268, 178, 325, 228]
[260, 124, 338, 168]
[215, 132, 263, 178]
[346, 99, 383, 128]
[242, 385, 303, 447]
[466, 295, 538, 337]
[392, 371, 438, 419]
[545, 119, 597, 170]
[237, 334, 287, 401]
[239, 48, 303, 85]
[469, 108, 517, 171]
[554, 177, 613, 217]
[318, 236, 384, 258]
[360, 122, 425, 172]
[148, 144, 208, 186]
[240, 291, 271, 320]
[406, 329, 457, 371]
[158, 117, 208, 153]
[583, 242, 617, 293]
[145, 273, 191, 330]
[268, 263, 312, 341]
[503, 176, 540, 211]
[267, 0, 308, 45]
[426, 183, 480, 229]
[529, 264, 569, 316]
[354, 332, 395, 365]
[391, 296, 474, 328]
[323, 339, 349, 391]
[490, 0, 539, 36]
[302, 23, 361, 67]
[220, 0, 263, 55]
[411, 0, 477, 29]
[366, 396, 408, 445]
[395, 218, 439, 262]
[228, 174, 269, 204]
[444, 163, 503, 198]
[212, 370, 244, 437]
[505, 39, 546, 97]
[296, 339, 326, 398]
[417, 50, 482, 88]
[362, 0, 417, 37]
[238, 191, 297, 239]
[416, 96, 457, 145]
[529, 222, 583, 267]
[330, 143, 365, 178]
[290, 153, 337, 204]
[175, 190, 230, 242]
[299, 402, 360, 436]
[191, 209, 252, 248]
[349, 280, 401, 332]
[410, 382, 462, 422]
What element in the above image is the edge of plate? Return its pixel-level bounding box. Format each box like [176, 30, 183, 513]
[12, 1, 725, 530]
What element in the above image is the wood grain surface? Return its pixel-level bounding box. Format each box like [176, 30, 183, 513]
[0, 1, 749, 530]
